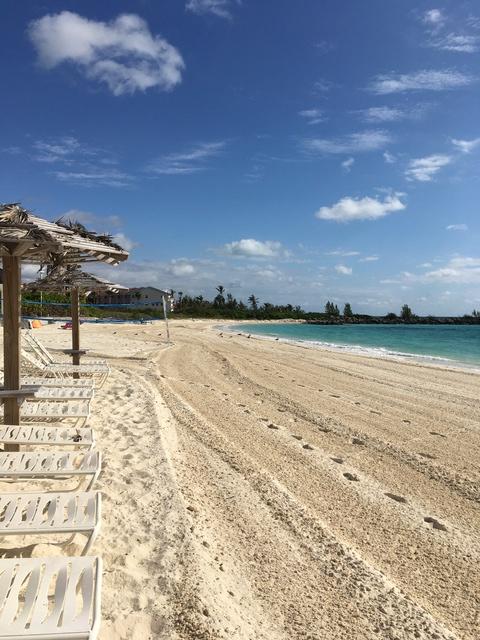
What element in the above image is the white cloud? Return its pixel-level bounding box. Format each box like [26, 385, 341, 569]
[34, 137, 84, 164]
[315, 193, 405, 223]
[405, 154, 452, 182]
[299, 109, 325, 125]
[383, 151, 397, 164]
[422, 9, 446, 27]
[358, 104, 428, 123]
[168, 260, 196, 276]
[451, 137, 480, 153]
[368, 69, 474, 94]
[147, 141, 226, 175]
[359, 256, 379, 262]
[304, 130, 391, 154]
[53, 169, 132, 187]
[112, 232, 138, 252]
[313, 79, 334, 93]
[335, 265, 352, 275]
[29, 12, 184, 95]
[446, 224, 468, 231]
[326, 250, 360, 257]
[431, 33, 479, 53]
[424, 257, 480, 283]
[222, 239, 287, 258]
[186, 0, 238, 19]
[341, 157, 355, 172]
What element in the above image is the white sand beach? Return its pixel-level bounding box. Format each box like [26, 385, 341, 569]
[6, 319, 480, 639]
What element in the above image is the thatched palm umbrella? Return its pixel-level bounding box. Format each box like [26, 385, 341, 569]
[25, 265, 127, 367]
[0, 203, 129, 447]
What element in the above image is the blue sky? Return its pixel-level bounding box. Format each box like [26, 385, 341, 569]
[1, 0, 479, 314]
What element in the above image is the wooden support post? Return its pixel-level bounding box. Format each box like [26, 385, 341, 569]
[2, 254, 21, 450]
[71, 287, 80, 378]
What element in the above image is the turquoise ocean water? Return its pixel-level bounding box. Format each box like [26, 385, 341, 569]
[230, 323, 480, 369]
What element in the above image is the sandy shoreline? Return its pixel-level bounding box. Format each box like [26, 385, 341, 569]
[3, 319, 479, 639]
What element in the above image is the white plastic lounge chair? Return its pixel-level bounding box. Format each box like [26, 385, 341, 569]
[0, 425, 94, 449]
[0, 491, 101, 554]
[20, 400, 90, 428]
[25, 386, 94, 401]
[24, 331, 108, 367]
[22, 349, 109, 389]
[0, 450, 101, 490]
[0, 556, 102, 639]
[21, 376, 93, 388]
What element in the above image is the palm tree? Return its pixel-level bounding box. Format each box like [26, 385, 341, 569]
[248, 294, 259, 311]
[214, 285, 225, 307]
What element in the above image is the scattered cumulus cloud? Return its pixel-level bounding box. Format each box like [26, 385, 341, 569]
[167, 260, 196, 276]
[222, 239, 288, 258]
[298, 109, 325, 125]
[358, 104, 428, 123]
[383, 151, 397, 164]
[304, 130, 391, 154]
[446, 224, 468, 231]
[422, 9, 446, 28]
[335, 264, 352, 275]
[359, 256, 379, 262]
[405, 154, 452, 182]
[313, 78, 334, 93]
[315, 193, 405, 223]
[423, 257, 480, 283]
[431, 33, 479, 53]
[28, 12, 184, 95]
[451, 137, 480, 153]
[112, 232, 138, 252]
[147, 141, 226, 175]
[186, 0, 239, 19]
[368, 69, 474, 94]
[341, 157, 355, 172]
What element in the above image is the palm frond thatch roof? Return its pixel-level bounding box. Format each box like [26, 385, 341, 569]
[24, 265, 128, 294]
[0, 203, 129, 265]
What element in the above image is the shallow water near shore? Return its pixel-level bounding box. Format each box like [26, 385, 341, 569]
[231, 322, 480, 368]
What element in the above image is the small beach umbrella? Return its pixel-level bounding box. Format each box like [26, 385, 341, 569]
[0, 203, 129, 448]
[24, 264, 128, 366]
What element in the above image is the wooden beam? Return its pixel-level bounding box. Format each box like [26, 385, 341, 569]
[2, 254, 21, 450]
[71, 286, 81, 378]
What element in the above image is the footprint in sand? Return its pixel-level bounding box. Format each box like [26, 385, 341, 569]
[403, 419, 411, 424]
[354, 401, 361, 405]
[424, 517, 447, 532]
[260, 417, 269, 422]
[351, 437, 365, 446]
[298, 384, 306, 388]
[430, 431, 447, 438]
[385, 493, 407, 504]
[303, 443, 314, 451]
[370, 410, 381, 415]
[291, 434, 302, 440]
[277, 408, 287, 413]
[418, 452, 436, 460]
[318, 389, 323, 392]
[330, 394, 340, 398]
[331, 457, 344, 464]
[237, 403, 246, 407]
[343, 472, 359, 482]
[318, 426, 331, 433]
[267, 423, 279, 430]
